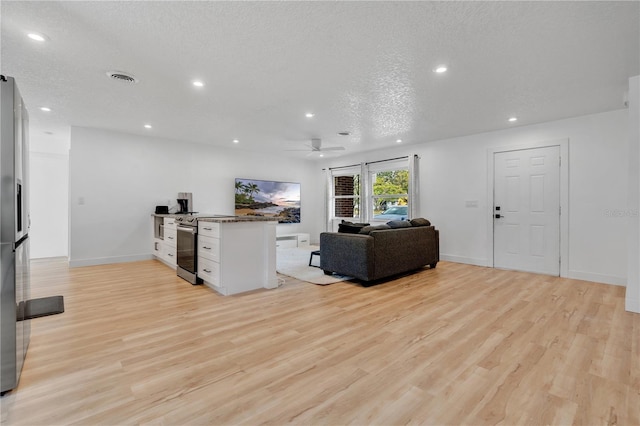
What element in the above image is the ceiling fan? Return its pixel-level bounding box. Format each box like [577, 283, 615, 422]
[286, 138, 345, 154]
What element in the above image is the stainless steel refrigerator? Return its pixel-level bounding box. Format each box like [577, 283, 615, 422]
[0, 75, 31, 394]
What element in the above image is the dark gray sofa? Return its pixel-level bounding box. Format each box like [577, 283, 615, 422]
[319, 225, 439, 282]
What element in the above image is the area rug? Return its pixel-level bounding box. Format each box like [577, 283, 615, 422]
[276, 245, 352, 285]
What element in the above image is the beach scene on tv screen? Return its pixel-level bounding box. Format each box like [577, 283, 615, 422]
[235, 178, 301, 223]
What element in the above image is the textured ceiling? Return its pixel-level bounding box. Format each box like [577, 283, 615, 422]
[1, 1, 638, 158]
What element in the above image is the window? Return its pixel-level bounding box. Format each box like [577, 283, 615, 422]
[326, 156, 419, 230]
[370, 168, 409, 221]
[333, 174, 360, 219]
[327, 166, 362, 228]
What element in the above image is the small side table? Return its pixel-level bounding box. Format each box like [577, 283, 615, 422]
[309, 250, 321, 268]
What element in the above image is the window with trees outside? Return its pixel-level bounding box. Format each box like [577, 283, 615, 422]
[370, 168, 409, 221]
[327, 156, 418, 229]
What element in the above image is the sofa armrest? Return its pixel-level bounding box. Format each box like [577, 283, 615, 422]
[320, 232, 375, 281]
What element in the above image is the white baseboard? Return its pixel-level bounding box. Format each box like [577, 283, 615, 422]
[440, 254, 489, 267]
[566, 270, 626, 286]
[31, 256, 69, 263]
[440, 256, 627, 287]
[626, 297, 640, 313]
[69, 253, 153, 268]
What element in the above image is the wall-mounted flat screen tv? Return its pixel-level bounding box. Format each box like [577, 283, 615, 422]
[235, 178, 301, 223]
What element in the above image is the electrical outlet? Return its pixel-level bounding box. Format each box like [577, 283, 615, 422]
[465, 200, 478, 208]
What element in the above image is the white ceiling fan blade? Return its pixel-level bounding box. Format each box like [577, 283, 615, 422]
[283, 138, 345, 153]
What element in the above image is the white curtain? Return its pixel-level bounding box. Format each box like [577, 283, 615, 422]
[408, 154, 420, 219]
[361, 162, 370, 223]
[324, 168, 333, 231]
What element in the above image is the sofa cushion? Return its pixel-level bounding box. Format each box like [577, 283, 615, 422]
[338, 220, 370, 234]
[410, 218, 431, 227]
[358, 224, 391, 234]
[387, 220, 412, 229]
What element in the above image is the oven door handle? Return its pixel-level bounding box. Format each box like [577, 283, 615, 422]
[177, 225, 196, 234]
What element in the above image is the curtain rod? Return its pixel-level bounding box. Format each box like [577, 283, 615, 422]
[322, 163, 361, 171]
[365, 156, 409, 165]
[323, 155, 418, 170]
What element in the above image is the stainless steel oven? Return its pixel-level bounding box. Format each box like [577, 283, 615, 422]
[176, 216, 202, 285]
[175, 214, 234, 285]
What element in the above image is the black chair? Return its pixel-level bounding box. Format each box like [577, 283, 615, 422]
[308, 250, 321, 267]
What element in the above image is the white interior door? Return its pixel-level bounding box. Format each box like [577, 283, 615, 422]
[494, 146, 560, 275]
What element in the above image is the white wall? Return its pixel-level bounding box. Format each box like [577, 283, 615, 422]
[29, 152, 69, 258]
[321, 109, 629, 286]
[68, 127, 323, 267]
[67, 108, 631, 286]
[29, 136, 70, 259]
[627, 75, 639, 312]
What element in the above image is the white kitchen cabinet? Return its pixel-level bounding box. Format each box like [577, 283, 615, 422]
[162, 218, 177, 267]
[197, 234, 220, 262]
[153, 238, 163, 257]
[197, 257, 220, 288]
[198, 222, 220, 238]
[197, 219, 277, 295]
[152, 215, 177, 268]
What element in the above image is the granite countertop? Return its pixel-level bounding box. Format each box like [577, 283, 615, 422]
[198, 216, 278, 223]
[151, 213, 277, 223]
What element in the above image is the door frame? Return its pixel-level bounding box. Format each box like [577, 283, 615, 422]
[486, 138, 569, 277]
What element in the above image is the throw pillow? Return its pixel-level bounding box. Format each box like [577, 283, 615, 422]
[338, 220, 370, 234]
[410, 218, 431, 227]
[341, 220, 369, 226]
[358, 224, 391, 234]
[387, 220, 412, 229]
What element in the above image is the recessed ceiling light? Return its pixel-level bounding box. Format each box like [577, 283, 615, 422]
[305, 113, 315, 118]
[193, 81, 204, 87]
[433, 65, 448, 73]
[508, 117, 518, 122]
[319, 154, 324, 157]
[40, 107, 51, 112]
[144, 124, 152, 129]
[233, 139, 239, 144]
[396, 139, 402, 143]
[27, 32, 47, 42]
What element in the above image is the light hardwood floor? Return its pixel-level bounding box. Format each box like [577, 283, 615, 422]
[1, 258, 639, 425]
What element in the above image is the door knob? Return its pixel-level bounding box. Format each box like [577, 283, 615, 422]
[495, 214, 502, 219]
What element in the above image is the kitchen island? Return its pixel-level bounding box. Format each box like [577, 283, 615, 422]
[152, 214, 278, 295]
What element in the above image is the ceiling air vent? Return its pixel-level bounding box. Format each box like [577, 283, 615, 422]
[106, 71, 138, 84]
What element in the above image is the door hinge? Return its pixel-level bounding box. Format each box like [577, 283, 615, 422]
[559, 206, 561, 215]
